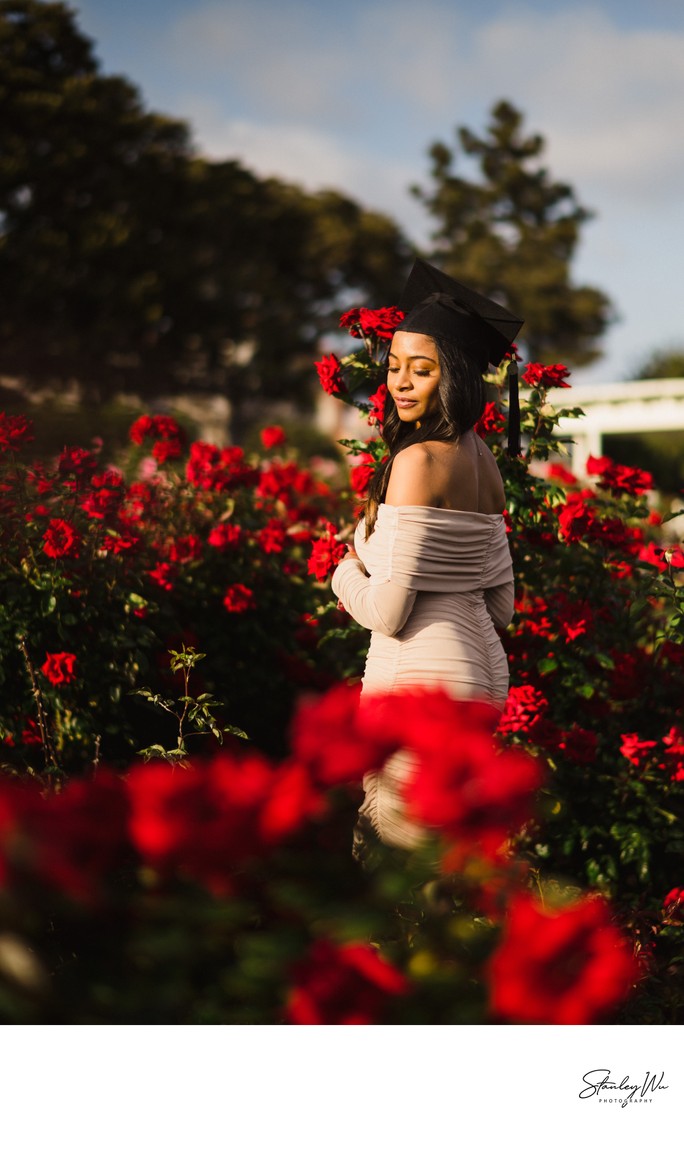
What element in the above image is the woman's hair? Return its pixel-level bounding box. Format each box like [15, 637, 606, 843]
[363, 336, 487, 537]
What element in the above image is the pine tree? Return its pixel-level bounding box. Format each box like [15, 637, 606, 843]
[412, 100, 613, 366]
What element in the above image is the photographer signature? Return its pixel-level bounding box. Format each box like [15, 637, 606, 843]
[579, 1070, 668, 1107]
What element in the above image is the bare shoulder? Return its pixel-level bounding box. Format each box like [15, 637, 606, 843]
[384, 443, 436, 507]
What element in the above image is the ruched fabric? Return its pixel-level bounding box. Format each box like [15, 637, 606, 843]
[331, 504, 514, 850]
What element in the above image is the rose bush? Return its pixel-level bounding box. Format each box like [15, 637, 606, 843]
[312, 308, 684, 1024]
[0, 414, 348, 774]
[0, 683, 638, 1024]
[0, 298, 682, 1024]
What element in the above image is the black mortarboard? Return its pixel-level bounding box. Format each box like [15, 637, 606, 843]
[396, 259, 523, 370]
[396, 258, 524, 454]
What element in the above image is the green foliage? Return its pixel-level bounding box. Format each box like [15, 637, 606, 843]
[631, 346, 684, 380]
[0, 1, 410, 415]
[133, 645, 248, 764]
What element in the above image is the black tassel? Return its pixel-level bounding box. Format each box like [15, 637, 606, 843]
[506, 358, 521, 457]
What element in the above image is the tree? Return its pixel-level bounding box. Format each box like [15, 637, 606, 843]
[412, 100, 613, 366]
[631, 347, 684, 379]
[0, 1, 410, 419]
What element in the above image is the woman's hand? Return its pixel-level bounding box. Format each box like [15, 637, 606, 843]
[344, 544, 360, 561]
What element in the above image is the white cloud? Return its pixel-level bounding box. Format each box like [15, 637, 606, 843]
[163, 2, 684, 209]
[186, 97, 430, 235]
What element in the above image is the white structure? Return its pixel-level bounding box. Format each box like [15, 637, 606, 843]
[555, 378, 684, 476]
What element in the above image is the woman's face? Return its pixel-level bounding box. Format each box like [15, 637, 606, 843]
[387, 330, 441, 423]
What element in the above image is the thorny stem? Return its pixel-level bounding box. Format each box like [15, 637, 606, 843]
[17, 635, 61, 777]
[177, 663, 192, 753]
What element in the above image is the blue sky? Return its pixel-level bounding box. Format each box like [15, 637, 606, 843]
[72, 0, 684, 383]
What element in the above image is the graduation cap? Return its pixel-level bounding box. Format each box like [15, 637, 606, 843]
[396, 258, 524, 454]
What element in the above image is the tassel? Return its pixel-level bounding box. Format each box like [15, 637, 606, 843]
[506, 358, 521, 457]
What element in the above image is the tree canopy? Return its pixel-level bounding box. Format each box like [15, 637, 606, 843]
[412, 100, 613, 367]
[1, 8, 615, 419]
[630, 347, 684, 380]
[0, 1, 410, 413]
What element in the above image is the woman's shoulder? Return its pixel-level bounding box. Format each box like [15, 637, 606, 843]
[384, 442, 441, 507]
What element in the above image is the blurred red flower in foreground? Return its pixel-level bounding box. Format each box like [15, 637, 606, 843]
[487, 893, 637, 1024]
[290, 682, 398, 786]
[0, 772, 129, 903]
[127, 752, 322, 893]
[286, 938, 409, 1024]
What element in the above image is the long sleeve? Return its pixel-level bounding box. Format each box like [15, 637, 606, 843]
[484, 580, 514, 629]
[331, 558, 417, 637]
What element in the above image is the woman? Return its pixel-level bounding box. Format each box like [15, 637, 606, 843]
[331, 259, 523, 851]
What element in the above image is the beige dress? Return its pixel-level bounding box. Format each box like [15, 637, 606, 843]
[331, 504, 514, 849]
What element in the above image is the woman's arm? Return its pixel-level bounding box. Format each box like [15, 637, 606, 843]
[331, 554, 417, 637]
[484, 580, 515, 629]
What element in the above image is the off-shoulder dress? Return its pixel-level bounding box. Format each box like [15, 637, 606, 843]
[331, 503, 514, 849]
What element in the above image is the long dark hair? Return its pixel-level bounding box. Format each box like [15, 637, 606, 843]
[364, 337, 487, 537]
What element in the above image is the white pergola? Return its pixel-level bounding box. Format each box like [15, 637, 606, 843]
[555, 378, 684, 476]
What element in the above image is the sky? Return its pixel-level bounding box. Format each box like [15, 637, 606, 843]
[71, 0, 684, 384]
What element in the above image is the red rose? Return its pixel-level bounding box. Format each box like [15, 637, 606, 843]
[663, 888, 684, 922]
[152, 438, 183, 464]
[307, 522, 346, 580]
[357, 306, 405, 341]
[619, 732, 658, 768]
[521, 362, 571, 389]
[223, 583, 255, 613]
[186, 442, 259, 491]
[366, 383, 387, 426]
[41, 652, 77, 686]
[498, 684, 550, 736]
[42, 518, 81, 559]
[487, 893, 637, 1024]
[547, 463, 577, 486]
[207, 522, 243, 550]
[586, 455, 652, 496]
[663, 726, 684, 780]
[361, 690, 541, 854]
[286, 938, 409, 1024]
[475, 401, 506, 439]
[260, 425, 286, 450]
[81, 470, 125, 519]
[58, 446, 97, 485]
[0, 412, 34, 452]
[257, 518, 287, 554]
[168, 535, 203, 564]
[314, 353, 346, 397]
[127, 751, 321, 893]
[129, 414, 185, 447]
[349, 453, 376, 497]
[289, 682, 399, 786]
[338, 307, 362, 334]
[147, 561, 175, 591]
